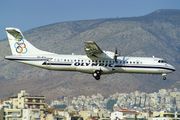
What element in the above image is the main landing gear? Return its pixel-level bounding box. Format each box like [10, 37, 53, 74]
[92, 70, 103, 80]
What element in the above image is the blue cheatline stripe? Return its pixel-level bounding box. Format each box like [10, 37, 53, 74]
[114, 65, 175, 71]
[51, 63, 72, 66]
[42, 62, 175, 71]
[6, 57, 175, 71]
[5, 58, 47, 61]
[42, 62, 72, 66]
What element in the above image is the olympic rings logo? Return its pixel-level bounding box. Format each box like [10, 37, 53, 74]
[14, 34, 27, 54]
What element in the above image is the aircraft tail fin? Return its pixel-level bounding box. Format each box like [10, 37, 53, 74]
[6, 28, 52, 55]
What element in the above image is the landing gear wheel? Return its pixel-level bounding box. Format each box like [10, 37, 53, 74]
[93, 72, 98, 77]
[93, 70, 103, 80]
[95, 75, 100, 80]
[163, 76, 166, 80]
[95, 70, 101, 75]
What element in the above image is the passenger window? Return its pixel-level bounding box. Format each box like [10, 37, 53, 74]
[126, 61, 128, 64]
[130, 61, 132, 64]
[133, 61, 135, 64]
[137, 62, 139, 64]
[64, 59, 66, 62]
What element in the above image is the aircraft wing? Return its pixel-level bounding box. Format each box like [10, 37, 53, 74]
[84, 41, 103, 57]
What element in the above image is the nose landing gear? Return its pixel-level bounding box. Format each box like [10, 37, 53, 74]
[162, 73, 167, 80]
[93, 70, 103, 80]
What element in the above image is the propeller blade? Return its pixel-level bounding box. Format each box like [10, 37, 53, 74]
[115, 47, 118, 54]
[114, 47, 118, 62]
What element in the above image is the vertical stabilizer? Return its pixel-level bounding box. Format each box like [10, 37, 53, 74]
[6, 28, 52, 55]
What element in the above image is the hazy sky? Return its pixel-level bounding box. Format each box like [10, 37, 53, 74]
[0, 0, 180, 40]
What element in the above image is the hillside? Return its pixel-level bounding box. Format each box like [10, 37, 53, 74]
[0, 9, 180, 103]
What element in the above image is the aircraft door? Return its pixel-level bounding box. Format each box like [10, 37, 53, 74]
[46, 58, 51, 67]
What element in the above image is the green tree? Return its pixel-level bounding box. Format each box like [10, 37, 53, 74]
[106, 99, 117, 111]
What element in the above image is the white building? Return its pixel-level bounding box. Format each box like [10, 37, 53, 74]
[110, 109, 138, 120]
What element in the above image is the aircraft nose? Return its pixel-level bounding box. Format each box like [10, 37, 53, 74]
[172, 66, 176, 72]
[168, 64, 176, 72]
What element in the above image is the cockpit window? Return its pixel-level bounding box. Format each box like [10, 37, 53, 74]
[158, 60, 167, 63]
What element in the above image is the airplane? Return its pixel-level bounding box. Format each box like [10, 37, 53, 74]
[5, 28, 175, 80]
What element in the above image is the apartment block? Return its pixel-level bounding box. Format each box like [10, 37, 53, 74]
[0, 90, 46, 120]
[151, 111, 180, 120]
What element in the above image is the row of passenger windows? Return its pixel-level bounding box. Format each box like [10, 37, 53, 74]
[52, 59, 167, 64]
[53, 59, 142, 64]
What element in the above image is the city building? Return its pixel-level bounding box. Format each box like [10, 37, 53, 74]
[110, 109, 138, 120]
[151, 111, 180, 120]
[137, 111, 153, 120]
[0, 90, 46, 120]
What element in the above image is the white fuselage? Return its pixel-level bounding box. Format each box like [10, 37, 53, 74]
[5, 54, 175, 75]
[5, 27, 176, 80]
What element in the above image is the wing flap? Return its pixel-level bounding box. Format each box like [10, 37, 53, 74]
[84, 41, 103, 57]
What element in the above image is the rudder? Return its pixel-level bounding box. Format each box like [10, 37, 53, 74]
[6, 28, 51, 55]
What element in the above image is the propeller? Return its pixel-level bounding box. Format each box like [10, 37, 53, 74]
[114, 47, 120, 63]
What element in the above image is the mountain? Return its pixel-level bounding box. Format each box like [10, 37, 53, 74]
[0, 9, 180, 103]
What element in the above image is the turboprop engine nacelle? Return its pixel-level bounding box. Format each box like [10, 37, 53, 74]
[94, 51, 119, 59]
